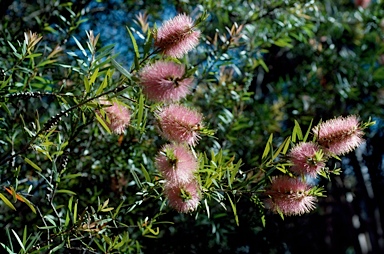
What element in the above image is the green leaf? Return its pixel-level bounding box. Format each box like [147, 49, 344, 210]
[273, 136, 290, 160]
[282, 136, 291, 155]
[258, 59, 269, 72]
[140, 164, 151, 182]
[101, 207, 114, 212]
[130, 168, 143, 188]
[136, 93, 145, 130]
[126, 27, 140, 70]
[84, 76, 90, 93]
[111, 58, 132, 80]
[24, 158, 42, 171]
[56, 189, 77, 196]
[143, 29, 153, 57]
[0, 242, 15, 254]
[11, 230, 25, 252]
[73, 199, 78, 224]
[72, 36, 87, 57]
[36, 59, 57, 67]
[292, 120, 303, 142]
[7, 41, 17, 53]
[274, 38, 293, 48]
[303, 119, 313, 142]
[95, 69, 111, 95]
[49, 242, 65, 254]
[229, 159, 242, 185]
[17, 195, 36, 214]
[0, 193, 16, 211]
[226, 193, 239, 226]
[113, 200, 125, 219]
[95, 111, 112, 134]
[262, 134, 273, 160]
[22, 226, 27, 248]
[89, 68, 99, 86]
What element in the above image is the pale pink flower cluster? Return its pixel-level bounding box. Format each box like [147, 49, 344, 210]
[312, 115, 364, 156]
[164, 180, 200, 213]
[265, 175, 317, 216]
[146, 14, 204, 213]
[139, 61, 193, 102]
[155, 105, 203, 212]
[157, 104, 203, 146]
[155, 143, 198, 184]
[265, 115, 365, 216]
[288, 142, 325, 177]
[155, 144, 201, 213]
[287, 115, 364, 178]
[98, 100, 131, 134]
[155, 14, 200, 58]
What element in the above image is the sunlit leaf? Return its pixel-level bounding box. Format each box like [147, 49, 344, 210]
[0, 193, 16, 211]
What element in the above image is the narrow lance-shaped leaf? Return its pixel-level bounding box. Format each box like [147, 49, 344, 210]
[136, 93, 145, 130]
[226, 193, 239, 226]
[262, 134, 273, 160]
[143, 29, 153, 57]
[95, 111, 112, 134]
[292, 120, 303, 142]
[273, 136, 290, 160]
[140, 164, 151, 182]
[24, 157, 42, 171]
[89, 67, 99, 86]
[95, 69, 111, 95]
[12, 229, 25, 252]
[56, 189, 77, 196]
[303, 119, 313, 142]
[72, 36, 87, 57]
[282, 136, 291, 155]
[0, 193, 16, 211]
[111, 58, 132, 80]
[84, 76, 90, 93]
[73, 199, 78, 224]
[126, 27, 140, 70]
[16, 195, 36, 214]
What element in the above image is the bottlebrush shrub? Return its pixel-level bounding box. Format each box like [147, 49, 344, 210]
[0, 2, 379, 253]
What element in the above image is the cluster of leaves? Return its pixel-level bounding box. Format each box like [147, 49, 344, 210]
[0, 0, 383, 253]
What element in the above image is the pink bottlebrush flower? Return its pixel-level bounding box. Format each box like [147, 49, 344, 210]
[264, 175, 317, 216]
[155, 14, 200, 58]
[288, 142, 325, 177]
[157, 104, 203, 146]
[164, 180, 201, 213]
[139, 61, 193, 102]
[312, 115, 364, 156]
[98, 100, 131, 134]
[155, 143, 198, 184]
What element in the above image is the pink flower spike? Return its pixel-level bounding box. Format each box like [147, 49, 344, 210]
[164, 180, 201, 213]
[264, 175, 317, 216]
[312, 115, 364, 156]
[139, 61, 193, 102]
[98, 100, 131, 134]
[157, 104, 203, 146]
[288, 142, 325, 177]
[155, 143, 198, 184]
[155, 14, 200, 58]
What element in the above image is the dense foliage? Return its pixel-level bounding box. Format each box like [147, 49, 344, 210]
[1, 0, 384, 253]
